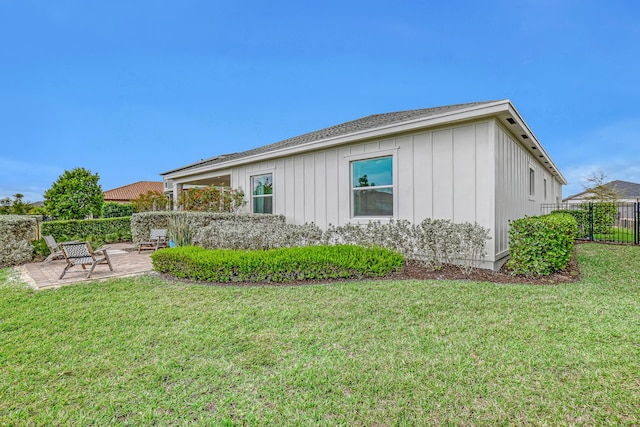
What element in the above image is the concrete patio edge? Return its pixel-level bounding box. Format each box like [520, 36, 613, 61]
[14, 243, 156, 290]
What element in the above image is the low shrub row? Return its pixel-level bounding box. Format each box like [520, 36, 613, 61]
[323, 219, 491, 274]
[41, 217, 132, 242]
[151, 245, 404, 283]
[194, 218, 490, 275]
[506, 213, 577, 276]
[131, 211, 286, 244]
[197, 221, 323, 250]
[551, 202, 617, 236]
[101, 202, 136, 218]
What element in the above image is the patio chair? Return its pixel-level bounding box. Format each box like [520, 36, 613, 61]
[41, 235, 66, 264]
[59, 242, 113, 280]
[138, 228, 168, 253]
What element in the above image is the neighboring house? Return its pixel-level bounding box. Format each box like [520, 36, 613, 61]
[561, 180, 640, 228]
[103, 181, 164, 203]
[562, 180, 640, 203]
[161, 100, 567, 270]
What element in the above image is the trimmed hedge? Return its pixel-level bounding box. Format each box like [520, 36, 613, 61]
[197, 221, 323, 250]
[323, 218, 490, 274]
[151, 245, 404, 283]
[102, 202, 136, 218]
[131, 211, 287, 245]
[552, 202, 617, 237]
[0, 215, 37, 267]
[41, 217, 132, 242]
[506, 213, 577, 276]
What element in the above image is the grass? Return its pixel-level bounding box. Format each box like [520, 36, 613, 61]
[1, 244, 639, 425]
[593, 227, 636, 243]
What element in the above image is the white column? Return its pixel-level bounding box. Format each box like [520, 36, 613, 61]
[172, 182, 183, 210]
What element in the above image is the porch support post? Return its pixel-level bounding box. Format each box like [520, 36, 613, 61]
[172, 182, 183, 210]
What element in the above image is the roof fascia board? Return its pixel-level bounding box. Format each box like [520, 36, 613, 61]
[164, 100, 567, 186]
[165, 168, 233, 183]
[505, 104, 568, 185]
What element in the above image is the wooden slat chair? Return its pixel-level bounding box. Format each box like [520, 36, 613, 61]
[59, 242, 113, 280]
[42, 235, 66, 264]
[138, 228, 168, 253]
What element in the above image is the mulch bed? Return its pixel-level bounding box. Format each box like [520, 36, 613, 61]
[393, 243, 581, 285]
[397, 254, 580, 285]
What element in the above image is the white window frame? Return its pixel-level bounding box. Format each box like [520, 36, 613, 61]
[345, 150, 398, 220]
[249, 171, 274, 214]
[528, 164, 536, 199]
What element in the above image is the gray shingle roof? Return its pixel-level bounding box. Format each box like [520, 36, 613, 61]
[563, 180, 640, 201]
[162, 100, 499, 175]
[609, 180, 640, 198]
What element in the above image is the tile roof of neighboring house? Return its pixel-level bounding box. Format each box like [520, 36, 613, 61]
[103, 181, 164, 202]
[563, 180, 640, 201]
[161, 101, 499, 175]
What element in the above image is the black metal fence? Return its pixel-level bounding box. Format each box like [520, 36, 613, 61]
[541, 202, 640, 245]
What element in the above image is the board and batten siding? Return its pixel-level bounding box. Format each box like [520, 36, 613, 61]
[493, 121, 562, 260]
[230, 119, 563, 268]
[233, 120, 499, 263]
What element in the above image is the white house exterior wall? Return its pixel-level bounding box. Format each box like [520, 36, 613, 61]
[162, 101, 567, 271]
[493, 121, 562, 262]
[231, 120, 502, 266]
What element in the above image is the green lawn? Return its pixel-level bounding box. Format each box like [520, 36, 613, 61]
[593, 227, 636, 243]
[1, 244, 639, 426]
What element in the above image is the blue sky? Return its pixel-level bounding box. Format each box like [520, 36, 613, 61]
[1, 0, 639, 202]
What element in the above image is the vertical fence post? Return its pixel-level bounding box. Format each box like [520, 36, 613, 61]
[588, 202, 594, 241]
[635, 202, 639, 245]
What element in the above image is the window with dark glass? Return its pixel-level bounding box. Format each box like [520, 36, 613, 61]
[529, 167, 535, 197]
[252, 173, 273, 214]
[351, 156, 393, 217]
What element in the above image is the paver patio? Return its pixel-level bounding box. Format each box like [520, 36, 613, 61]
[14, 242, 155, 290]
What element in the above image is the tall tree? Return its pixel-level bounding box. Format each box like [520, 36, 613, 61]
[582, 170, 620, 202]
[0, 194, 30, 215]
[10, 193, 27, 215]
[44, 168, 104, 219]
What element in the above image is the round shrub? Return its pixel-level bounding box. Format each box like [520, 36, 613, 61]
[506, 213, 577, 276]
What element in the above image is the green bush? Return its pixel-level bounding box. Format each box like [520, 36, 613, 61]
[41, 217, 132, 243]
[178, 185, 246, 212]
[506, 213, 577, 276]
[550, 209, 588, 238]
[590, 202, 617, 234]
[101, 202, 136, 218]
[31, 238, 50, 259]
[0, 215, 37, 267]
[552, 202, 617, 238]
[151, 245, 404, 283]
